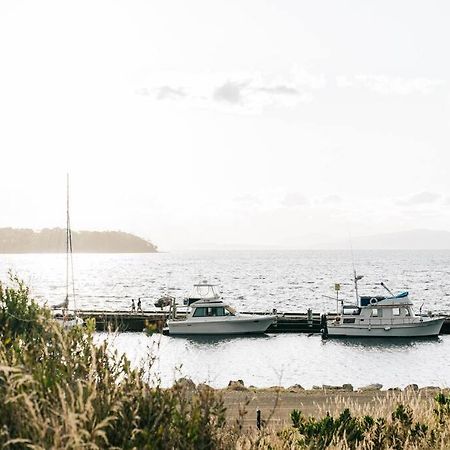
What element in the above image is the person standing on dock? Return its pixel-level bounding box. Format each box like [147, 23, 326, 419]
[137, 298, 142, 312]
[131, 298, 136, 313]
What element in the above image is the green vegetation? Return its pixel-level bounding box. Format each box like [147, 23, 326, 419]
[241, 396, 450, 449]
[0, 228, 157, 253]
[0, 277, 225, 449]
[2, 276, 450, 449]
[288, 404, 431, 449]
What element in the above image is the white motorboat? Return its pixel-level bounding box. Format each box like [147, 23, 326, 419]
[326, 274, 444, 338]
[166, 282, 276, 335]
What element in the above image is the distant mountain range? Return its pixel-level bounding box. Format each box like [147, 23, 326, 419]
[316, 229, 450, 250]
[191, 229, 450, 251]
[0, 228, 157, 253]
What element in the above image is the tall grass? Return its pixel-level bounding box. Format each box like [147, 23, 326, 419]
[0, 277, 227, 449]
[234, 392, 450, 449]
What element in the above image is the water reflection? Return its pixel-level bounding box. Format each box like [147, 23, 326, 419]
[173, 334, 272, 346]
[324, 336, 442, 350]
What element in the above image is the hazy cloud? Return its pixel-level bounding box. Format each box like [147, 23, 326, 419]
[335, 75, 353, 88]
[282, 192, 309, 207]
[156, 86, 186, 100]
[135, 87, 150, 96]
[397, 192, 440, 206]
[245, 80, 314, 109]
[257, 85, 299, 95]
[136, 68, 326, 111]
[213, 81, 248, 104]
[135, 86, 186, 100]
[336, 74, 445, 95]
[321, 194, 342, 205]
[293, 69, 326, 90]
[233, 194, 261, 207]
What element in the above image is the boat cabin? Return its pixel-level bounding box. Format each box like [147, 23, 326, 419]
[337, 293, 415, 324]
[189, 301, 236, 318]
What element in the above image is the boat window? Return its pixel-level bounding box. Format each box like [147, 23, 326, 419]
[393, 308, 400, 316]
[210, 307, 225, 316]
[193, 307, 207, 317]
[343, 306, 360, 315]
[404, 308, 411, 316]
[371, 309, 380, 317]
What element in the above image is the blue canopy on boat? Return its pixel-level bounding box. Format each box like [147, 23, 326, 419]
[360, 291, 409, 306]
[393, 291, 409, 298]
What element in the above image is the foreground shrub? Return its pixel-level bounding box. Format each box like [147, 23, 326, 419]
[288, 395, 450, 449]
[0, 277, 227, 449]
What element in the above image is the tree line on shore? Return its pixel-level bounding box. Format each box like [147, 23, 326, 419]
[0, 227, 157, 253]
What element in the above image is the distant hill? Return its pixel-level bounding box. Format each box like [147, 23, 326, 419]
[0, 228, 157, 253]
[317, 229, 450, 250]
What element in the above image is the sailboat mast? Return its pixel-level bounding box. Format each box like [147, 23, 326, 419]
[66, 174, 77, 313]
[66, 174, 70, 304]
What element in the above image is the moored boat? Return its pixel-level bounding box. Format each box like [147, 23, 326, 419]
[326, 274, 444, 338]
[166, 281, 275, 335]
[53, 175, 83, 329]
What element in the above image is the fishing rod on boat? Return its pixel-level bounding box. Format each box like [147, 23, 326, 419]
[380, 282, 394, 297]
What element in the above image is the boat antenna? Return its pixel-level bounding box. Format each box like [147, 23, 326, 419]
[348, 227, 363, 305]
[167, 271, 172, 297]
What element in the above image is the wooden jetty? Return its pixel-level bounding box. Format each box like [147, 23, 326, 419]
[77, 310, 450, 334]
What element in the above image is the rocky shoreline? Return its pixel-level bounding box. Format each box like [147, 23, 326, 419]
[177, 377, 443, 393]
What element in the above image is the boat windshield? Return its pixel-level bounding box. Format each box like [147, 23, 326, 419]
[225, 306, 236, 316]
[193, 306, 235, 317]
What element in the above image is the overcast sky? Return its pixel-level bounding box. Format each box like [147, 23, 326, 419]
[1, 0, 449, 250]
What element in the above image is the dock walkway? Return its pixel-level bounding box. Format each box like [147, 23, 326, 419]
[77, 310, 450, 334]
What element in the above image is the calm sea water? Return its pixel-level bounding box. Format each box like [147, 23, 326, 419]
[101, 332, 450, 389]
[2, 250, 450, 388]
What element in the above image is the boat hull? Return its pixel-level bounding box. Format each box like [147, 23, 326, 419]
[167, 315, 275, 335]
[56, 316, 84, 329]
[326, 317, 444, 337]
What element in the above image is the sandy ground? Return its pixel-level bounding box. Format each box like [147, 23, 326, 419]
[219, 387, 442, 430]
